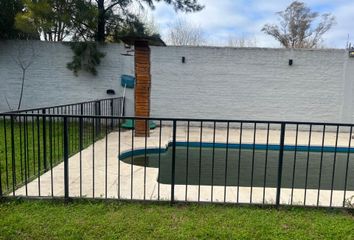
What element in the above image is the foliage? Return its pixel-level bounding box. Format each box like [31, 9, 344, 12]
[15, 0, 74, 41]
[0, 0, 39, 40]
[0, 201, 353, 239]
[262, 1, 335, 48]
[92, 0, 204, 42]
[66, 42, 105, 76]
[108, 13, 161, 43]
[7, 0, 203, 75]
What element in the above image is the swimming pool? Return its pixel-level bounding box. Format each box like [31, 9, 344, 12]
[119, 142, 354, 191]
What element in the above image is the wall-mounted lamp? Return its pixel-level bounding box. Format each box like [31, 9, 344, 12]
[289, 59, 293, 66]
[349, 50, 354, 58]
[182, 56, 186, 63]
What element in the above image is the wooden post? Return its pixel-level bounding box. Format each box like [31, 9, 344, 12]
[134, 40, 151, 137]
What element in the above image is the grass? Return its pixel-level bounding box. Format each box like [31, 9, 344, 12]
[0, 200, 353, 239]
[0, 119, 103, 193]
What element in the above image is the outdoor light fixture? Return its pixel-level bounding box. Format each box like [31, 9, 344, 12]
[182, 56, 186, 63]
[349, 50, 354, 58]
[289, 59, 293, 66]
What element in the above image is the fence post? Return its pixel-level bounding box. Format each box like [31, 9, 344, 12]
[63, 117, 69, 200]
[171, 120, 177, 204]
[42, 109, 47, 170]
[276, 123, 286, 208]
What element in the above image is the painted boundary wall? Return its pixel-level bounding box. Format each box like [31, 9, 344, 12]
[150, 46, 354, 123]
[1, 41, 353, 123]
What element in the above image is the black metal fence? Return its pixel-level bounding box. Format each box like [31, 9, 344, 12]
[0, 113, 354, 208]
[4, 97, 124, 117]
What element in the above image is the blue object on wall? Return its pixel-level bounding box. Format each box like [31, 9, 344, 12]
[121, 75, 135, 88]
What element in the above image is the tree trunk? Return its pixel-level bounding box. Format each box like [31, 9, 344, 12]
[17, 69, 26, 110]
[96, 0, 105, 42]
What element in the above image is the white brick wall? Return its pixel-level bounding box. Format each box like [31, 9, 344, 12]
[1, 41, 353, 123]
[0, 40, 135, 116]
[150, 46, 354, 123]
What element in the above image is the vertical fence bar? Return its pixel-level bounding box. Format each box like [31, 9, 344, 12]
[79, 116, 83, 197]
[198, 121, 203, 202]
[290, 124, 299, 205]
[144, 119, 147, 200]
[49, 116, 53, 197]
[330, 125, 339, 207]
[105, 118, 108, 199]
[92, 117, 95, 198]
[42, 109, 47, 171]
[211, 121, 216, 203]
[237, 122, 243, 204]
[262, 123, 270, 204]
[0, 119, 2, 197]
[19, 117, 23, 183]
[118, 118, 121, 199]
[24, 116, 28, 196]
[171, 120, 177, 204]
[3, 116, 9, 191]
[250, 123, 257, 204]
[224, 122, 230, 203]
[276, 123, 286, 208]
[316, 125, 326, 207]
[31, 115, 35, 180]
[63, 117, 69, 200]
[343, 126, 353, 207]
[185, 121, 190, 202]
[130, 122, 134, 200]
[158, 120, 162, 201]
[10, 116, 16, 196]
[110, 99, 114, 130]
[37, 116, 41, 196]
[304, 124, 312, 205]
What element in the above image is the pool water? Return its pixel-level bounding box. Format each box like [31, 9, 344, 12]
[120, 143, 354, 190]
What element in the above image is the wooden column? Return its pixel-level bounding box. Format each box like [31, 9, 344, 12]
[134, 40, 151, 137]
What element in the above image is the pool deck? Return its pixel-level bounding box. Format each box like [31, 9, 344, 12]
[13, 126, 354, 207]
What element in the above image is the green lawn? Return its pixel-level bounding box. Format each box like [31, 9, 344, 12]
[0, 119, 104, 193]
[0, 200, 353, 239]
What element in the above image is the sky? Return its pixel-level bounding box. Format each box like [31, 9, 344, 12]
[143, 0, 354, 48]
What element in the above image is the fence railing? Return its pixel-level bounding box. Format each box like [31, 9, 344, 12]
[3, 97, 125, 117]
[0, 114, 354, 209]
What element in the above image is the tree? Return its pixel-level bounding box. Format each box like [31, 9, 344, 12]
[0, 0, 39, 39]
[93, 0, 203, 42]
[262, 1, 335, 48]
[167, 18, 205, 46]
[228, 35, 257, 48]
[12, 41, 36, 110]
[15, 0, 75, 41]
